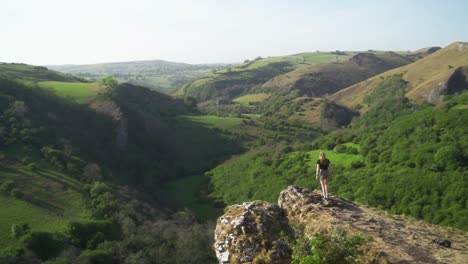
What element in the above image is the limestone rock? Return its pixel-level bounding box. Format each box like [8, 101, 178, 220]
[215, 186, 468, 264]
[214, 201, 293, 264]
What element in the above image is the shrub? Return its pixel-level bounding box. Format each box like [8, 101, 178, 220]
[291, 228, 371, 264]
[82, 163, 103, 183]
[67, 220, 121, 249]
[78, 249, 113, 264]
[434, 146, 461, 170]
[10, 188, 22, 198]
[0, 180, 15, 193]
[367, 150, 379, 163]
[21, 232, 65, 260]
[27, 162, 38, 171]
[11, 224, 23, 238]
[21, 156, 33, 165]
[346, 147, 358, 155]
[89, 182, 112, 197]
[334, 144, 347, 153]
[351, 161, 365, 169]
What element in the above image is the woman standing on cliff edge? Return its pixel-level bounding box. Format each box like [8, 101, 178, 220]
[316, 151, 332, 200]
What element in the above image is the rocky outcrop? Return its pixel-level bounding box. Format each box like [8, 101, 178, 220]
[116, 117, 128, 149]
[214, 201, 293, 263]
[215, 186, 468, 264]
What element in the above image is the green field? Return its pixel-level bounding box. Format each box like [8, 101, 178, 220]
[38, 81, 103, 103]
[216, 52, 352, 73]
[0, 165, 89, 248]
[178, 115, 244, 130]
[160, 175, 219, 221]
[300, 149, 364, 167]
[233, 93, 270, 105]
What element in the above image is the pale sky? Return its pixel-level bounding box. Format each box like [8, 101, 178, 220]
[1, 0, 467, 65]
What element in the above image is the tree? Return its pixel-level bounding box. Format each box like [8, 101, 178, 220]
[12, 101, 28, 118]
[434, 146, 461, 170]
[83, 163, 103, 182]
[102, 76, 118, 88]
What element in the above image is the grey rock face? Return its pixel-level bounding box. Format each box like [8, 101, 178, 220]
[214, 201, 292, 264]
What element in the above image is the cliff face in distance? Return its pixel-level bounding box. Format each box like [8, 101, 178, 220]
[214, 186, 468, 264]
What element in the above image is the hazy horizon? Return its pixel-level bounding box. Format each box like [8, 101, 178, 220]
[2, 0, 467, 66]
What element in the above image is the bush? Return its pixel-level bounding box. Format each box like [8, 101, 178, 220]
[434, 146, 461, 170]
[350, 161, 365, 169]
[346, 147, 358, 155]
[67, 220, 121, 249]
[89, 182, 112, 197]
[78, 249, 113, 264]
[11, 224, 23, 238]
[82, 163, 103, 183]
[334, 144, 347, 153]
[21, 232, 65, 260]
[0, 180, 15, 193]
[21, 156, 33, 165]
[10, 188, 22, 198]
[291, 228, 371, 264]
[27, 162, 38, 172]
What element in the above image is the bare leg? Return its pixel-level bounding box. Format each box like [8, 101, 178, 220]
[320, 178, 326, 198]
[323, 178, 329, 198]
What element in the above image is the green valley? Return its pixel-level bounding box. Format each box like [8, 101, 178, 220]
[1, 42, 467, 263]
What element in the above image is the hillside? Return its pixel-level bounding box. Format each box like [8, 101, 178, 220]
[174, 52, 353, 102]
[207, 88, 468, 231]
[48, 60, 226, 94]
[0, 64, 252, 262]
[261, 52, 413, 97]
[331, 42, 468, 108]
[0, 63, 82, 83]
[180, 51, 414, 128]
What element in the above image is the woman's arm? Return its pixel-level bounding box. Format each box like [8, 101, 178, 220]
[316, 164, 320, 180]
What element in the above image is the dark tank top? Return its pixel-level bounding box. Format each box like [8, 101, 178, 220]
[317, 159, 330, 170]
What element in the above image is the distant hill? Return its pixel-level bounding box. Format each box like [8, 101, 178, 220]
[331, 42, 468, 109]
[48, 60, 227, 94]
[0, 63, 82, 83]
[174, 52, 354, 101]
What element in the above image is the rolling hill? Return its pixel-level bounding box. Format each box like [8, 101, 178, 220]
[174, 52, 354, 102]
[330, 42, 468, 109]
[261, 51, 413, 97]
[0, 63, 82, 83]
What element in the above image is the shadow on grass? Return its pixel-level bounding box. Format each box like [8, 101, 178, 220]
[20, 195, 65, 217]
[36, 170, 83, 193]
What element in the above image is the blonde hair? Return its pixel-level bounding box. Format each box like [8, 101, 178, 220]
[319, 151, 326, 161]
[319, 151, 328, 165]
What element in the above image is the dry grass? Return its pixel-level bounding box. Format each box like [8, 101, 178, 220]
[291, 189, 468, 264]
[331, 42, 468, 108]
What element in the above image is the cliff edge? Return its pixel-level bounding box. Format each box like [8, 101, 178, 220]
[214, 186, 468, 263]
